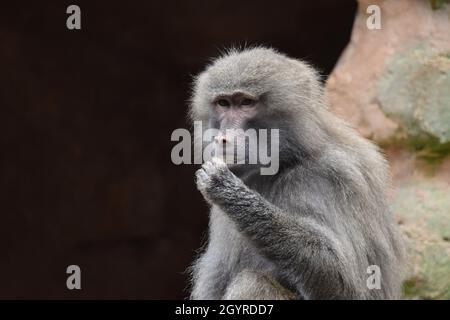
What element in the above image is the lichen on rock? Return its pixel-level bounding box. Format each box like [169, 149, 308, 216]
[378, 46, 450, 144]
[395, 180, 450, 299]
[325, 0, 450, 300]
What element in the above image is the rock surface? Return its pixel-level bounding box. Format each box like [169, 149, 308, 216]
[387, 148, 450, 299]
[326, 0, 450, 142]
[379, 47, 450, 143]
[325, 0, 450, 299]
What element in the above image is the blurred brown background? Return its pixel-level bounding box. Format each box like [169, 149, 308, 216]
[0, 0, 356, 298]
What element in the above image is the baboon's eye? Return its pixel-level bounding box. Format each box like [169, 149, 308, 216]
[217, 99, 230, 107]
[241, 98, 255, 106]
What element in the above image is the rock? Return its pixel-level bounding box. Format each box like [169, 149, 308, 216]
[386, 148, 450, 300]
[326, 0, 450, 299]
[325, 0, 450, 142]
[394, 178, 450, 299]
[379, 47, 450, 143]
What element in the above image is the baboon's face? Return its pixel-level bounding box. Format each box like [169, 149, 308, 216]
[193, 49, 299, 171]
[208, 90, 263, 166]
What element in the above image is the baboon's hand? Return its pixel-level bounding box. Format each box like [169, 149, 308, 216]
[195, 157, 241, 204]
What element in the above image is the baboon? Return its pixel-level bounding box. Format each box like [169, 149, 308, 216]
[188, 47, 404, 300]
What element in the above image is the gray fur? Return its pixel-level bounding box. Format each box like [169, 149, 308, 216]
[188, 47, 405, 300]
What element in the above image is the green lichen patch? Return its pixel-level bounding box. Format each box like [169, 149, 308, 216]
[411, 136, 450, 166]
[378, 46, 450, 144]
[395, 180, 450, 299]
[429, 0, 450, 10]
